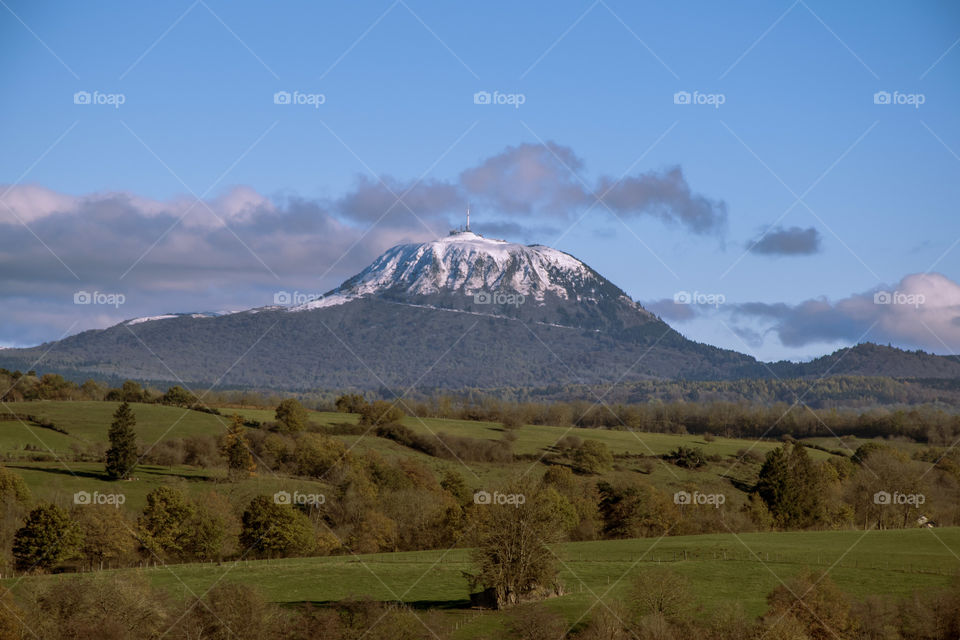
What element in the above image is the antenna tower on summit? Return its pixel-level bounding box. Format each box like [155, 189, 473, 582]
[466, 204, 471, 232]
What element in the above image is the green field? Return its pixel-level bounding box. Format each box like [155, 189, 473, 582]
[0, 401, 956, 638]
[4, 528, 957, 637]
[0, 400, 841, 514]
[0, 401, 229, 453]
[1, 400, 833, 462]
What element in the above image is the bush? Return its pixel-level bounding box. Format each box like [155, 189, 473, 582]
[359, 401, 405, 427]
[666, 446, 706, 469]
[571, 440, 613, 474]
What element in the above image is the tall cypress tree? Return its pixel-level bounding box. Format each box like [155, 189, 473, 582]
[105, 401, 138, 479]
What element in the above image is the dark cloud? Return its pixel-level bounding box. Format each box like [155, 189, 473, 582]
[748, 226, 821, 256]
[597, 167, 727, 234]
[681, 274, 960, 353]
[457, 143, 727, 235]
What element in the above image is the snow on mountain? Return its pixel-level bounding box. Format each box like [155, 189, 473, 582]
[124, 312, 231, 326]
[293, 231, 631, 312]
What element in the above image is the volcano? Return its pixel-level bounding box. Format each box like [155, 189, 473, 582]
[2, 231, 957, 390]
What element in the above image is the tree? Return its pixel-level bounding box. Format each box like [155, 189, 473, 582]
[106, 380, 146, 402]
[628, 567, 693, 622]
[167, 582, 280, 640]
[0, 466, 30, 505]
[12, 504, 81, 572]
[440, 468, 470, 504]
[138, 486, 196, 560]
[105, 401, 138, 480]
[358, 400, 405, 427]
[597, 480, 676, 539]
[161, 385, 195, 407]
[466, 480, 570, 607]
[571, 440, 613, 474]
[220, 414, 255, 479]
[239, 496, 316, 558]
[335, 393, 367, 414]
[295, 433, 348, 478]
[75, 504, 136, 570]
[275, 398, 308, 433]
[0, 467, 31, 574]
[764, 571, 858, 640]
[756, 443, 825, 529]
[187, 491, 241, 561]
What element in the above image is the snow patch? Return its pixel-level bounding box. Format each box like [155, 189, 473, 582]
[126, 315, 178, 325]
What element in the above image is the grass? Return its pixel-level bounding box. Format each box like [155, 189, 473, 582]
[0, 400, 836, 515]
[0, 400, 835, 465]
[2, 461, 334, 512]
[4, 528, 957, 635]
[0, 401, 229, 453]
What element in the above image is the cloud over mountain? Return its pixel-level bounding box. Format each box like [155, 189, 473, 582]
[747, 226, 821, 256]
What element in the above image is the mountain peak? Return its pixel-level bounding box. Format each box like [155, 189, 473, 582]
[291, 231, 618, 313]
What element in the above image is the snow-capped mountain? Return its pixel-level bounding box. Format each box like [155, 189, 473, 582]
[315, 232, 601, 302]
[2, 229, 726, 388]
[293, 231, 655, 333]
[13, 230, 953, 391]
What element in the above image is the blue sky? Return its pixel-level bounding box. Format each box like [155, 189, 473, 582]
[1, 0, 959, 361]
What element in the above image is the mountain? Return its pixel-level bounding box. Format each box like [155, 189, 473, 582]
[296, 231, 658, 335]
[2, 231, 958, 391]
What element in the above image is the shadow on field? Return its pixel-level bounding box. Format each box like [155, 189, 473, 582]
[7, 464, 208, 483]
[8, 465, 107, 481]
[294, 599, 472, 610]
